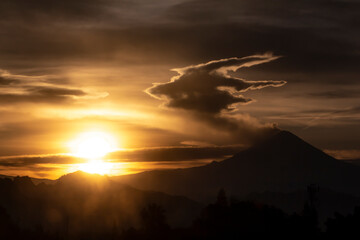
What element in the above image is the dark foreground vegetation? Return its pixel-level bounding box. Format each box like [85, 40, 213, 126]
[1, 176, 360, 240]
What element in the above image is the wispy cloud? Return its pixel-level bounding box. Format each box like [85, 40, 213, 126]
[0, 69, 108, 104]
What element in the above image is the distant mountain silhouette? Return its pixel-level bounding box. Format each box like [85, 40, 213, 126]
[116, 131, 360, 202]
[0, 171, 201, 238]
[345, 159, 360, 166]
[0, 174, 55, 185]
[2, 131, 360, 238]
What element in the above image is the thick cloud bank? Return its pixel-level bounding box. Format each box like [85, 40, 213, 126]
[146, 54, 286, 114]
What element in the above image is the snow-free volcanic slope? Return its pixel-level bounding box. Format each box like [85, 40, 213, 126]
[117, 131, 360, 201]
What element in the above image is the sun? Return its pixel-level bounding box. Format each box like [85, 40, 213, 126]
[67, 131, 118, 175]
[69, 131, 117, 159]
[78, 160, 113, 175]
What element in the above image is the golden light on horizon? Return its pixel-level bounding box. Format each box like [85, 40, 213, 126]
[78, 160, 113, 175]
[67, 131, 118, 175]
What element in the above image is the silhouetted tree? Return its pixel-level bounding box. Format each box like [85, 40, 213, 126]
[216, 188, 228, 207]
[326, 207, 360, 237]
[0, 205, 18, 239]
[307, 184, 319, 208]
[301, 184, 320, 235]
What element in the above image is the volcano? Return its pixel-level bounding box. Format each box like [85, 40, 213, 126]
[116, 131, 360, 202]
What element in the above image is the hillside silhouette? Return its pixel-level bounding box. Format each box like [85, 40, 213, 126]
[2, 130, 360, 239]
[116, 131, 360, 201]
[0, 171, 201, 239]
[2, 185, 360, 239]
[115, 130, 360, 221]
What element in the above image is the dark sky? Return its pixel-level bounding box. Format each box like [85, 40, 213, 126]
[0, 0, 359, 178]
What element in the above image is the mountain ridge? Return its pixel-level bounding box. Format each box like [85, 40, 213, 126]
[115, 130, 360, 201]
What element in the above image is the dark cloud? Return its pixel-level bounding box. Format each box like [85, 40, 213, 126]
[280, 105, 360, 121]
[0, 0, 358, 157]
[264, 105, 360, 130]
[146, 54, 285, 143]
[0, 88, 89, 104]
[161, 0, 360, 78]
[0, 0, 118, 24]
[0, 145, 243, 170]
[308, 90, 360, 99]
[27, 86, 86, 97]
[146, 54, 286, 114]
[1, 23, 357, 79]
[0, 76, 19, 85]
[0, 0, 178, 30]
[0, 155, 85, 167]
[0, 0, 358, 84]
[109, 145, 243, 162]
[166, 0, 360, 28]
[0, 69, 107, 104]
[0, 88, 85, 104]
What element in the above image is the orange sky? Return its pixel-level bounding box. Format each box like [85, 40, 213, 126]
[0, 0, 359, 179]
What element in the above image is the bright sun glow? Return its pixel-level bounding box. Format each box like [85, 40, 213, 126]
[69, 131, 117, 159]
[78, 160, 113, 175]
[68, 131, 118, 175]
